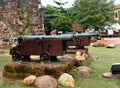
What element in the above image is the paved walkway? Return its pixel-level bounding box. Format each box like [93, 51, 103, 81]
[97, 37, 120, 44]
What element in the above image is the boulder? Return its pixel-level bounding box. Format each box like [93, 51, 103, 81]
[92, 42, 105, 47]
[82, 53, 89, 58]
[4, 62, 21, 73]
[91, 56, 100, 61]
[77, 66, 92, 78]
[75, 51, 82, 56]
[78, 66, 92, 73]
[77, 68, 90, 78]
[34, 75, 57, 88]
[58, 73, 75, 88]
[102, 72, 120, 78]
[75, 55, 85, 61]
[23, 75, 37, 85]
[106, 44, 116, 48]
[75, 49, 88, 55]
[75, 51, 89, 61]
[102, 72, 113, 78]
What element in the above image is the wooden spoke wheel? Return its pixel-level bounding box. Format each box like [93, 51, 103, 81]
[40, 51, 51, 61]
[12, 52, 21, 61]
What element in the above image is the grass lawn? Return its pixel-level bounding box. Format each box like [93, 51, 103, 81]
[0, 45, 120, 88]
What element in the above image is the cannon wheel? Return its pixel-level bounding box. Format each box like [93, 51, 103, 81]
[12, 52, 21, 61]
[40, 51, 50, 61]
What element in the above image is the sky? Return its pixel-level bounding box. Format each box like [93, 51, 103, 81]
[41, 0, 120, 8]
[41, 0, 74, 8]
[115, 0, 120, 4]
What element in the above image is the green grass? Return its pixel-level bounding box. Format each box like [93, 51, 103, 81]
[0, 56, 11, 69]
[1, 45, 120, 88]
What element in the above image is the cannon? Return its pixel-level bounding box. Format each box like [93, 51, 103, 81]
[10, 33, 98, 61]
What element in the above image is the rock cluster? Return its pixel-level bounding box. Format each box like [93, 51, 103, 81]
[23, 73, 74, 88]
[22, 66, 93, 88]
[3, 57, 93, 88]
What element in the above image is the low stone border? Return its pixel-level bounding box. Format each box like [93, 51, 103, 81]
[3, 58, 78, 78]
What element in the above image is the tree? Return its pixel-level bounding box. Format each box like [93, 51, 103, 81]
[70, 0, 116, 31]
[51, 15, 73, 32]
[43, 5, 60, 34]
[43, 5, 73, 34]
[53, 0, 68, 15]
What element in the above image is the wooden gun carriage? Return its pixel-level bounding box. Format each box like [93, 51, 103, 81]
[10, 33, 98, 61]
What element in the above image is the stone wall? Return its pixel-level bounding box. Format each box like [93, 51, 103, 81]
[0, 0, 43, 40]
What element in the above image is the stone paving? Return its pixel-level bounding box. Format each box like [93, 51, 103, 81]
[97, 37, 120, 44]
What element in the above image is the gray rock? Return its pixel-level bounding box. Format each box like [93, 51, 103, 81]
[92, 42, 105, 47]
[23, 75, 37, 85]
[77, 66, 92, 78]
[34, 75, 57, 88]
[58, 73, 75, 88]
[106, 44, 116, 48]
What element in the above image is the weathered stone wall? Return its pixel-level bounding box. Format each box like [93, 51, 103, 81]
[0, 0, 18, 39]
[0, 0, 43, 40]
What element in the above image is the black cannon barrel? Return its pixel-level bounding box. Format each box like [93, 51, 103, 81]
[18, 33, 98, 43]
[73, 32, 98, 37]
[18, 35, 44, 43]
[18, 34, 73, 43]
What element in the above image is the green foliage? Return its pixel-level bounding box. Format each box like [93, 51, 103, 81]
[51, 16, 73, 32]
[43, 5, 60, 34]
[70, 0, 116, 30]
[42, 0, 117, 33]
[43, 5, 73, 34]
